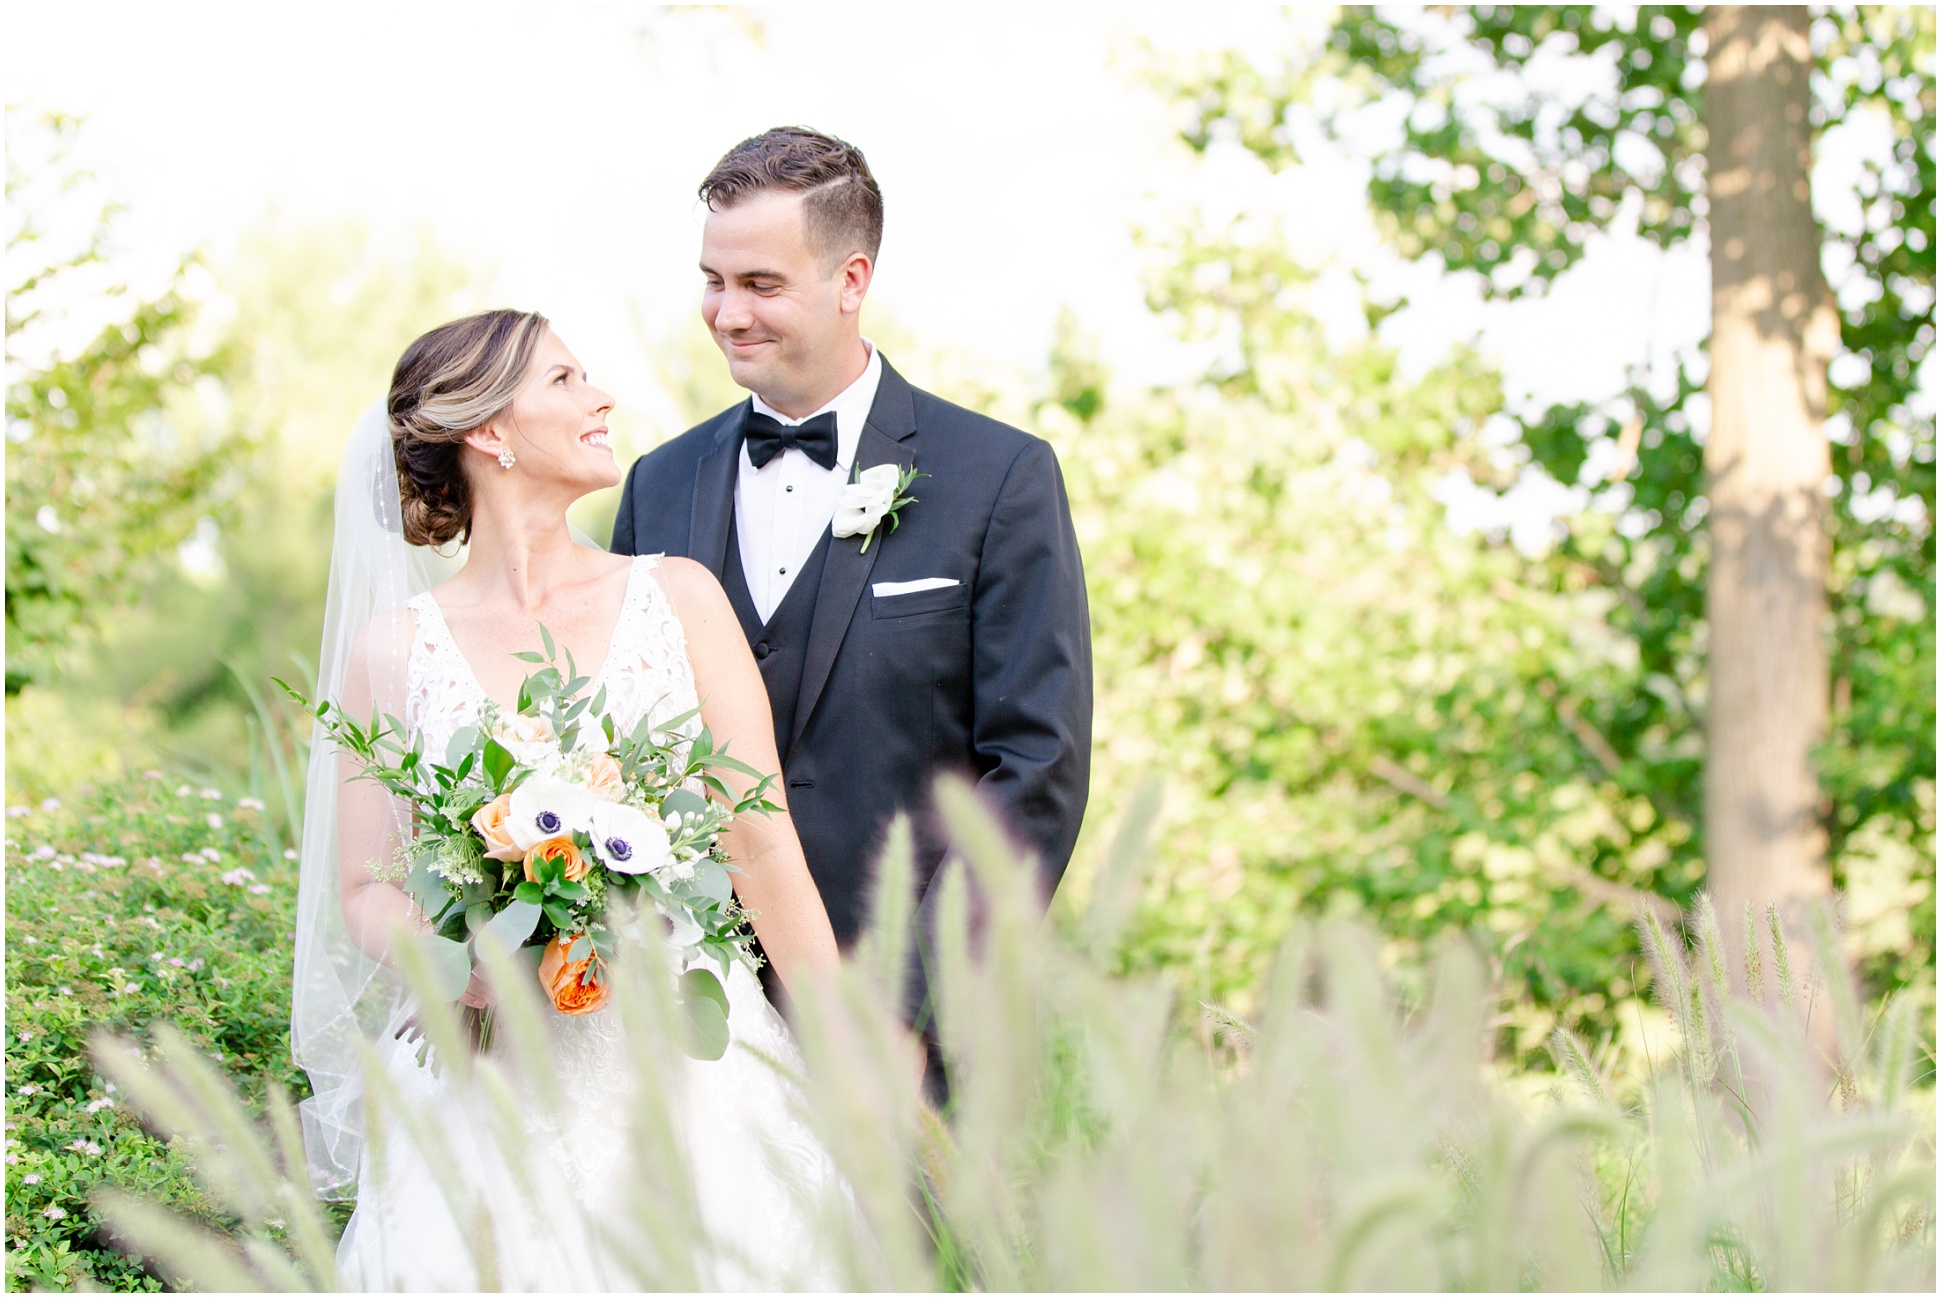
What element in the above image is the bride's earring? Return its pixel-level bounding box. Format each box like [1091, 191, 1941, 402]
[497, 447, 517, 470]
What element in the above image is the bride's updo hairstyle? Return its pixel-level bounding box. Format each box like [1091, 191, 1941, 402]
[387, 308, 550, 547]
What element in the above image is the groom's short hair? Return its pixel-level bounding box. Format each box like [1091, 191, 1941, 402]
[700, 127, 883, 269]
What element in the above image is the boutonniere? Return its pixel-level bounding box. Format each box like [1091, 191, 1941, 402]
[832, 462, 926, 554]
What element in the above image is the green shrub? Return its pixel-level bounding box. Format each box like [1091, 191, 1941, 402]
[4, 778, 303, 1291]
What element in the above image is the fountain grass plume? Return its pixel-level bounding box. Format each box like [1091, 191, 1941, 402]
[89, 780, 1935, 1291]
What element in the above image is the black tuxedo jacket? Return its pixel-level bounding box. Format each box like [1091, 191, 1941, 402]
[611, 359, 1092, 980]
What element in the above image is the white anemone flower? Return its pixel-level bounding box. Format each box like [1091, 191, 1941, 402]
[507, 777, 596, 850]
[588, 802, 672, 875]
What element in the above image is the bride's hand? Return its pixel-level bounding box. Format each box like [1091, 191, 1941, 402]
[458, 964, 498, 1010]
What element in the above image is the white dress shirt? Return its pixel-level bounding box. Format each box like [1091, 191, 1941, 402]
[734, 342, 884, 623]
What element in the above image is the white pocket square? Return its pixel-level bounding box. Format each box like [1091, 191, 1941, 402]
[872, 578, 960, 597]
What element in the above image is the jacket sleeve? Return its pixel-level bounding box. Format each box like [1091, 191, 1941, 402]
[610, 458, 639, 555]
[962, 438, 1093, 906]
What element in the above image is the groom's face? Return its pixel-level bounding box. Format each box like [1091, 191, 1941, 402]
[700, 191, 865, 415]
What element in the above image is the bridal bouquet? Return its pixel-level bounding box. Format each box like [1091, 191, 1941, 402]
[283, 628, 775, 1059]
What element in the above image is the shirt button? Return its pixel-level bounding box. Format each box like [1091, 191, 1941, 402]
[779, 566, 788, 575]
[785, 485, 794, 493]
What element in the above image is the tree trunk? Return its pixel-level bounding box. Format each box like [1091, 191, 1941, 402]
[1702, 5, 1837, 925]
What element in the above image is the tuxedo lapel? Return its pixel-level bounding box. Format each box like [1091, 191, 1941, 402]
[688, 402, 747, 580]
[790, 364, 918, 756]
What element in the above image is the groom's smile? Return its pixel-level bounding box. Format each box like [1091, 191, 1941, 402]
[699, 190, 873, 420]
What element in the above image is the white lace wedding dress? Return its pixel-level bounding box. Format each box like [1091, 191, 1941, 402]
[334, 555, 842, 1292]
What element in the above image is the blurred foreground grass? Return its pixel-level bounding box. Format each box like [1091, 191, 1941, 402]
[24, 779, 1934, 1291]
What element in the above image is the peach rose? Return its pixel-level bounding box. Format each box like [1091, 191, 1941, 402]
[585, 753, 624, 800]
[523, 835, 590, 884]
[470, 794, 523, 862]
[538, 932, 609, 1016]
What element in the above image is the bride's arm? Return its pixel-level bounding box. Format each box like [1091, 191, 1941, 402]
[659, 558, 842, 995]
[334, 618, 436, 966]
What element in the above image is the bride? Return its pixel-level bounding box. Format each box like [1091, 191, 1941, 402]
[291, 309, 847, 1290]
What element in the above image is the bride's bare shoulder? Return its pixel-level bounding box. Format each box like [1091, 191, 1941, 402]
[653, 555, 722, 595]
[652, 557, 737, 634]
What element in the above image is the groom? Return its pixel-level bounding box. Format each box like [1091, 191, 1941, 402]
[611, 128, 1092, 1075]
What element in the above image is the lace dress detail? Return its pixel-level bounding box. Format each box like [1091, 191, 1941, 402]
[338, 555, 843, 1291]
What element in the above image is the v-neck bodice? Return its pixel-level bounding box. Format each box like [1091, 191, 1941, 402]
[402, 555, 701, 762]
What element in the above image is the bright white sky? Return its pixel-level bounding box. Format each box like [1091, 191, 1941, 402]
[6, 1, 1729, 483]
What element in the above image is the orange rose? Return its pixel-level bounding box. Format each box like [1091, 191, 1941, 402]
[471, 794, 523, 861]
[538, 932, 609, 1016]
[523, 835, 590, 884]
[585, 753, 624, 800]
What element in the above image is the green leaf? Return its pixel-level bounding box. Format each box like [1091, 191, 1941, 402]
[512, 880, 544, 905]
[511, 650, 546, 663]
[478, 900, 542, 955]
[677, 973, 730, 1061]
[409, 934, 473, 1002]
[690, 860, 733, 905]
[445, 725, 481, 768]
[481, 739, 515, 790]
[464, 902, 493, 934]
[661, 789, 710, 823]
[567, 934, 593, 962]
[540, 623, 556, 661]
[680, 967, 730, 1016]
[402, 855, 446, 916]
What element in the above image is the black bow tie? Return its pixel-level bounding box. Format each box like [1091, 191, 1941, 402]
[743, 409, 839, 470]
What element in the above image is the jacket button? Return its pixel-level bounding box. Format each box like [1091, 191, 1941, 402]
[754, 642, 771, 660]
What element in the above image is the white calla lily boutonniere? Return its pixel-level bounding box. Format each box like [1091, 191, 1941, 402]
[832, 461, 926, 554]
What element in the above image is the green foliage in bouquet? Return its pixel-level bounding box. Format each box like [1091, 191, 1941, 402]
[278, 627, 778, 1057]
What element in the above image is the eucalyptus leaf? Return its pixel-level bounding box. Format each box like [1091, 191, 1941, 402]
[478, 899, 542, 955]
[680, 967, 730, 1016]
[402, 856, 446, 917]
[661, 789, 710, 822]
[690, 860, 733, 905]
[678, 984, 730, 1061]
[444, 725, 481, 768]
[409, 934, 473, 1002]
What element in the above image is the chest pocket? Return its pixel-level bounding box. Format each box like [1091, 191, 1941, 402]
[871, 582, 969, 620]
